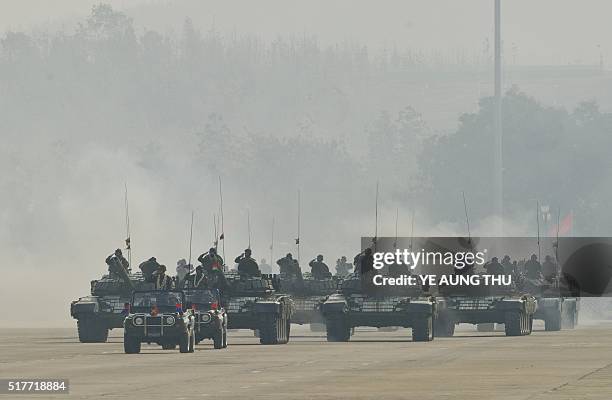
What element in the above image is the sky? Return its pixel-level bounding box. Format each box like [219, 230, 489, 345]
[0, 0, 610, 66]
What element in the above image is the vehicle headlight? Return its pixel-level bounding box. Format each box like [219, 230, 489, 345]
[200, 313, 212, 323]
[133, 316, 144, 326]
[165, 316, 175, 325]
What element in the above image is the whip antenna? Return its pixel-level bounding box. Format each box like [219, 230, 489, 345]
[247, 209, 251, 250]
[270, 217, 275, 267]
[410, 209, 415, 251]
[124, 183, 131, 267]
[218, 176, 225, 262]
[462, 191, 471, 243]
[374, 181, 379, 250]
[188, 211, 194, 268]
[296, 190, 301, 263]
[536, 201, 541, 261]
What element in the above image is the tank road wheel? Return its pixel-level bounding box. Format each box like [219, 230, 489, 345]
[161, 343, 176, 350]
[435, 317, 455, 337]
[124, 335, 141, 354]
[77, 318, 109, 343]
[326, 318, 351, 342]
[505, 311, 531, 336]
[545, 309, 562, 332]
[179, 331, 190, 353]
[412, 315, 434, 342]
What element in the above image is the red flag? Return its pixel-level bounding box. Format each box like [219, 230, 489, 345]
[549, 212, 573, 236]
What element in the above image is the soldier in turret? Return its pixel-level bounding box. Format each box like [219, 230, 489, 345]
[309, 254, 332, 280]
[524, 254, 543, 279]
[277, 253, 302, 280]
[153, 265, 173, 290]
[235, 249, 261, 277]
[105, 249, 130, 277]
[198, 248, 224, 272]
[138, 257, 161, 282]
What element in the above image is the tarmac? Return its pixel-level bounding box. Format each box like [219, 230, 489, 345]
[1, 322, 611, 399]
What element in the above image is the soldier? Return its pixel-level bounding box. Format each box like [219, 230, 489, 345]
[484, 257, 505, 275]
[501, 255, 515, 276]
[260, 258, 272, 274]
[277, 253, 302, 280]
[153, 265, 173, 290]
[235, 249, 261, 277]
[335, 256, 352, 276]
[176, 259, 192, 287]
[524, 254, 543, 279]
[542, 255, 558, 282]
[309, 254, 332, 280]
[198, 248, 224, 272]
[190, 265, 208, 289]
[139, 257, 161, 282]
[105, 248, 130, 276]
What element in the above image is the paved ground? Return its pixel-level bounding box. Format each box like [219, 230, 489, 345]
[1, 322, 611, 400]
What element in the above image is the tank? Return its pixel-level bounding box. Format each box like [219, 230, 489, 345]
[522, 275, 579, 331]
[320, 273, 438, 342]
[222, 272, 294, 345]
[70, 258, 153, 343]
[280, 272, 338, 330]
[435, 278, 537, 337]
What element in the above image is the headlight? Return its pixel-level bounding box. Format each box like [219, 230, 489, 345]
[200, 313, 212, 323]
[165, 316, 175, 325]
[133, 316, 144, 326]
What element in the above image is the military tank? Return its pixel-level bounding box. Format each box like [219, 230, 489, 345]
[280, 272, 338, 330]
[435, 278, 537, 337]
[320, 273, 438, 342]
[222, 272, 294, 345]
[522, 275, 579, 331]
[70, 258, 153, 343]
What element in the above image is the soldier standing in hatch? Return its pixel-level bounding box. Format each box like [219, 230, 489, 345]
[153, 265, 173, 290]
[235, 249, 261, 277]
[105, 248, 130, 277]
[176, 259, 192, 287]
[524, 254, 543, 279]
[139, 257, 161, 282]
[198, 247, 224, 272]
[484, 257, 505, 275]
[309, 254, 332, 280]
[335, 256, 352, 276]
[190, 265, 208, 289]
[501, 255, 515, 276]
[277, 253, 302, 280]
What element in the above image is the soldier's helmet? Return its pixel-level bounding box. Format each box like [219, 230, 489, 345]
[245, 248, 252, 256]
[115, 249, 123, 256]
[341, 256, 347, 261]
[158, 265, 167, 273]
[317, 254, 324, 261]
[530, 254, 538, 261]
[492, 257, 498, 263]
[502, 255, 510, 262]
[177, 259, 187, 267]
[286, 253, 293, 259]
[364, 248, 373, 256]
[209, 247, 216, 255]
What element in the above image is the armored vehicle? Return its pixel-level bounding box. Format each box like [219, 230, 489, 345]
[184, 288, 228, 349]
[436, 281, 537, 337]
[123, 290, 195, 353]
[223, 272, 294, 345]
[522, 276, 579, 331]
[280, 272, 338, 329]
[70, 262, 153, 343]
[320, 273, 437, 342]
